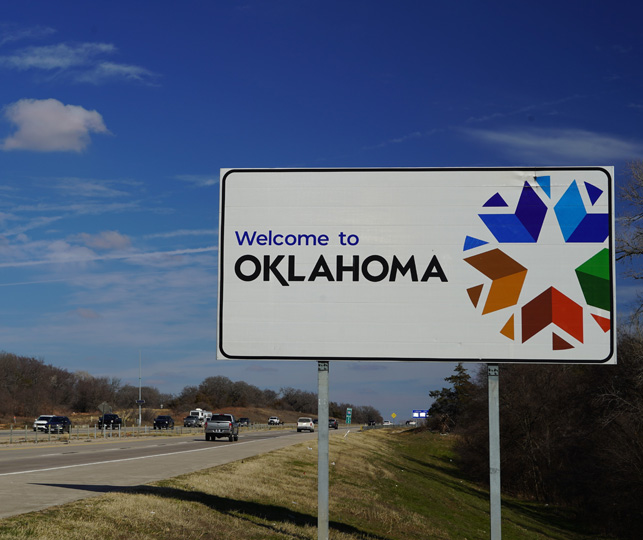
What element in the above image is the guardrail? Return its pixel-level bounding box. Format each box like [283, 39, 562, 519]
[0, 421, 354, 444]
[0, 424, 207, 444]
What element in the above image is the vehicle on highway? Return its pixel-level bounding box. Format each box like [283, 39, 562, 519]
[406, 420, 417, 426]
[383, 420, 392, 426]
[33, 415, 72, 433]
[50, 416, 72, 433]
[238, 417, 250, 427]
[33, 415, 54, 432]
[297, 417, 314, 433]
[153, 415, 175, 429]
[268, 416, 281, 425]
[98, 413, 123, 430]
[183, 415, 200, 427]
[329, 418, 339, 429]
[205, 414, 239, 442]
[189, 408, 211, 426]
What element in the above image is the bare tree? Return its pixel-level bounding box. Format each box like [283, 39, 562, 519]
[616, 161, 643, 283]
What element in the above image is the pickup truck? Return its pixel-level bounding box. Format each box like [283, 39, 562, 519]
[204, 413, 239, 442]
[98, 413, 122, 430]
[153, 415, 174, 429]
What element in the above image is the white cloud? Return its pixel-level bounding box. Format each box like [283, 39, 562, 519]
[75, 308, 101, 319]
[0, 246, 217, 268]
[0, 41, 158, 85]
[77, 231, 132, 251]
[145, 229, 217, 239]
[1, 98, 110, 152]
[175, 174, 219, 187]
[0, 42, 115, 70]
[46, 240, 97, 265]
[53, 178, 131, 198]
[76, 62, 159, 85]
[362, 130, 435, 150]
[0, 24, 56, 47]
[461, 127, 643, 162]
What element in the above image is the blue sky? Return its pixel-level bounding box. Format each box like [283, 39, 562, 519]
[0, 1, 642, 420]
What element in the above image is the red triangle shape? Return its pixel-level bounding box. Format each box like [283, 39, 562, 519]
[467, 284, 484, 308]
[553, 333, 574, 350]
[591, 314, 610, 333]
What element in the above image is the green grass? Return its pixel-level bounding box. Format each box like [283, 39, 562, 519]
[0, 428, 613, 539]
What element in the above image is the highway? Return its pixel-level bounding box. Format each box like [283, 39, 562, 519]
[0, 428, 332, 519]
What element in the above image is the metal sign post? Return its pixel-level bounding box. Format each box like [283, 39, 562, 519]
[318, 361, 329, 540]
[488, 364, 501, 539]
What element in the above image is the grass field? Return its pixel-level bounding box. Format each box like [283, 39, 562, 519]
[0, 428, 610, 539]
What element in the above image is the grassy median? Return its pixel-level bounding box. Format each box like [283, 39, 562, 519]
[0, 428, 608, 539]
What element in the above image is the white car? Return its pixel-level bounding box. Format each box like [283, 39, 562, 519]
[383, 420, 393, 426]
[297, 417, 314, 432]
[268, 416, 281, 425]
[33, 415, 55, 432]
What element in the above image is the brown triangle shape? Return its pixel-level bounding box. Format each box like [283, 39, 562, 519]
[499, 315, 514, 340]
[591, 314, 610, 333]
[467, 284, 484, 308]
[553, 333, 574, 350]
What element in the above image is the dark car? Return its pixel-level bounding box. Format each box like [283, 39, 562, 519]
[329, 418, 339, 429]
[183, 415, 200, 427]
[238, 417, 250, 427]
[98, 413, 123, 430]
[153, 415, 175, 430]
[50, 416, 72, 433]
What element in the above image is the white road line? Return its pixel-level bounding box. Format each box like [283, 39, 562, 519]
[0, 440, 255, 477]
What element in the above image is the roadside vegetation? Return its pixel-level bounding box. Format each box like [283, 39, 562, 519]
[426, 331, 643, 540]
[0, 352, 382, 427]
[0, 427, 606, 540]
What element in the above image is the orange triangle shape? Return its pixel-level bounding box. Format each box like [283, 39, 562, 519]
[500, 315, 514, 340]
[467, 284, 484, 308]
[553, 333, 574, 350]
[591, 314, 610, 333]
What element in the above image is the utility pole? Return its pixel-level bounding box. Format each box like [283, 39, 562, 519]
[138, 351, 142, 428]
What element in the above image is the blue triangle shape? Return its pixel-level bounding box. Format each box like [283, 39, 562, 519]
[483, 193, 508, 207]
[536, 176, 551, 198]
[585, 181, 603, 205]
[463, 236, 488, 251]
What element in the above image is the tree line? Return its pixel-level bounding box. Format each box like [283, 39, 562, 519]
[0, 352, 173, 420]
[427, 331, 643, 539]
[0, 352, 382, 425]
[167, 377, 383, 424]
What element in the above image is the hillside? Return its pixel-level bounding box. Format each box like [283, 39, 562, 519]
[0, 428, 607, 539]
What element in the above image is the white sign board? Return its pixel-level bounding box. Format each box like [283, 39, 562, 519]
[218, 168, 615, 363]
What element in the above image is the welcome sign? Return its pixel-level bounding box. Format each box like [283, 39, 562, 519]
[217, 168, 615, 363]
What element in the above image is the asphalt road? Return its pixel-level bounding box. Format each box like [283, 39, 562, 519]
[0, 428, 334, 519]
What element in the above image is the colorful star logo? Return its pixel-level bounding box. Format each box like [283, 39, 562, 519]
[464, 175, 611, 351]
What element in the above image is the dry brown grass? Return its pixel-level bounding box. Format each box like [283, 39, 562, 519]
[0, 430, 410, 540]
[0, 429, 602, 540]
